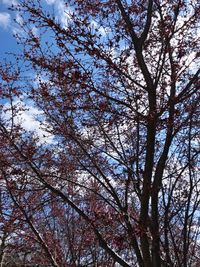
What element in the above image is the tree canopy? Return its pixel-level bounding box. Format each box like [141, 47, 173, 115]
[0, 0, 199, 266]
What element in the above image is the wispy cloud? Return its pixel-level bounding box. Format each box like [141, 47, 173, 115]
[45, 0, 57, 4]
[0, 0, 19, 32]
[2, 101, 54, 145]
[90, 20, 110, 37]
[17, 105, 54, 144]
[57, 1, 73, 28]
[15, 12, 23, 26]
[45, 0, 72, 28]
[1, 0, 18, 5]
[0, 12, 11, 29]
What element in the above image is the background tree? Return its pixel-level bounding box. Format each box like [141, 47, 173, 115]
[0, 0, 199, 266]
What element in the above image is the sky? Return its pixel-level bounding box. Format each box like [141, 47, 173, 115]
[0, 0, 73, 58]
[0, 0, 75, 145]
[0, 0, 59, 144]
[0, 0, 20, 57]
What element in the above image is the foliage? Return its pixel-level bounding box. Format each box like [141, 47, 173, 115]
[0, 0, 199, 266]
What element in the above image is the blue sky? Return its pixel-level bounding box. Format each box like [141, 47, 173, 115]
[0, 0, 19, 57]
[0, 0, 73, 58]
[0, 0, 67, 144]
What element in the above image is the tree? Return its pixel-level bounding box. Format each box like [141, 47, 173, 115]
[0, 0, 199, 266]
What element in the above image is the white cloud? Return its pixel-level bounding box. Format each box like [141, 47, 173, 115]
[12, 15, 38, 39]
[15, 12, 23, 26]
[57, 1, 72, 28]
[44, 0, 72, 28]
[1, 0, 18, 5]
[45, 0, 56, 4]
[2, 101, 54, 145]
[0, 12, 10, 29]
[10, 12, 24, 36]
[90, 20, 110, 37]
[18, 106, 54, 144]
